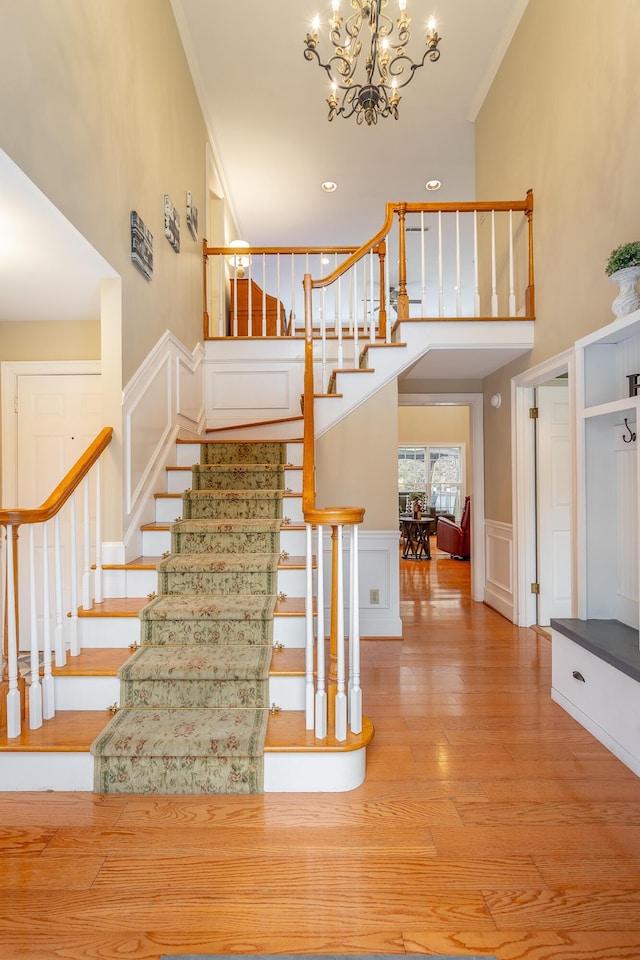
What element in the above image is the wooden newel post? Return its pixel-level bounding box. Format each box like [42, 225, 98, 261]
[396, 203, 409, 320]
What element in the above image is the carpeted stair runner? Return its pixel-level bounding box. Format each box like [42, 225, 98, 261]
[91, 441, 286, 795]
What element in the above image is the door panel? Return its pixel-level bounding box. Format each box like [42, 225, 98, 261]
[537, 383, 571, 624]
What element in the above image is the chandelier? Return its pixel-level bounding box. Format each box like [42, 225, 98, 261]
[304, 0, 442, 126]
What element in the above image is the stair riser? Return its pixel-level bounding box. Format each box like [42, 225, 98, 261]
[176, 441, 303, 469]
[141, 525, 307, 556]
[101, 567, 306, 599]
[78, 612, 306, 649]
[166, 469, 193, 494]
[0, 745, 366, 792]
[155, 495, 304, 524]
[53, 673, 305, 712]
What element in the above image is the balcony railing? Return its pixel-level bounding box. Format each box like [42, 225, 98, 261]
[203, 192, 535, 343]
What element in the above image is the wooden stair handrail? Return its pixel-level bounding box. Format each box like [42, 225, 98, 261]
[0, 427, 113, 527]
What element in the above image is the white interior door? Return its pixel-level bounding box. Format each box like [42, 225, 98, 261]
[536, 382, 571, 624]
[14, 373, 102, 645]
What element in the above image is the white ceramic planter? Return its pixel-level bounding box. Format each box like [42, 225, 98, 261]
[610, 264, 640, 318]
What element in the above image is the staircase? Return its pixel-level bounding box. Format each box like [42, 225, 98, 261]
[0, 430, 373, 793]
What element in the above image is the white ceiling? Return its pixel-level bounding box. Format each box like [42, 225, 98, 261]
[0, 0, 531, 383]
[172, 0, 529, 247]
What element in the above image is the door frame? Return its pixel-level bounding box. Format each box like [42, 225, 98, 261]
[1, 360, 101, 506]
[398, 392, 485, 602]
[511, 348, 576, 626]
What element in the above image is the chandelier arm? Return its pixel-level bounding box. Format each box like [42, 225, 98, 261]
[388, 44, 441, 89]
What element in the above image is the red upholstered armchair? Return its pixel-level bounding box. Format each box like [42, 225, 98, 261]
[436, 496, 471, 559]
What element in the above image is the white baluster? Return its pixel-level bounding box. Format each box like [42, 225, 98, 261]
[369, 249, 375, 342]
[261, 252, 267, 337]
[353, 263, 359, 367]
[491, 210, 498, 317]
[508, 209, 516, 316]
[420, 211, 427, 316]
[438, 211, 444, 317]
[69, 493, 79, 656]
[94, 456, 103, 604]
[41, 521, 54, 720]
[82, 475, 91, 610]
[473, 211, 480, 317]
[54, 514, 65, 667]
[320, 256, 327, 391]
[5, 525, 21, 737]
[348, 269, 354, 338]
[232, 270, 238, 337]
[305, 522, 315, 729]
[276, 253, 282, 336]
[218, 256, 225, 337]
[315, 523, 327, 739]
[247, 252, 253, 329]
[28, 524, 42, 729]
[336, 255, 344, 367]
[290, 253, 296, 332]
[335, 523, 347, 742]
[348, 524, 362, 734]
[455, 210, 462, 316]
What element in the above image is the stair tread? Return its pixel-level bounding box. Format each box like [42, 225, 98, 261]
[52, 648, 132, 676]
[265, 712, 374, 752]
[0, 708, 373, 754]
[48, 645, 304, 679]
[77, 596, 308, 617]
[0, 710, 112, 752]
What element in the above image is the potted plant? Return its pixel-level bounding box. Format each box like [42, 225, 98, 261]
[605, 241, 640, 318]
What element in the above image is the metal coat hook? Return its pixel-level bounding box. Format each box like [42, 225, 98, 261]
[623, 418, 636, 443]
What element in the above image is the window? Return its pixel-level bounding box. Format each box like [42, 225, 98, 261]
[398, 444, 463, 517]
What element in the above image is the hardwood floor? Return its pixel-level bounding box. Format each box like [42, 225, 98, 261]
[2, 543, 640, 959]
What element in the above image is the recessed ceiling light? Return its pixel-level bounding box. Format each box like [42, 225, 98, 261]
[321, 181, 337, 193]
[425, 179, 442, 191]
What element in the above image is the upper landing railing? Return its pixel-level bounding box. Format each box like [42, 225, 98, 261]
[202, 191, 535, 344]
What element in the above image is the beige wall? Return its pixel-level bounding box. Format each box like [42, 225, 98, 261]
[476, 0, 640, 522]
[316, 380, 399, 531]
[0, 321, 100, 361]
[0, 0, 209, 383]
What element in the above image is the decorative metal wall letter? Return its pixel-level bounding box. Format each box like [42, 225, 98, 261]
[164, 195, 180, 253]
[627, 373, 640, 397]
[186, 191, 198, 241]
[130, 211, 153, 280]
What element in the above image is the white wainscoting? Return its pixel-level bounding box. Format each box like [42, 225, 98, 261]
[484, 519, 514, 622]
[318, 529, 402, 639]
[204, 339, 305, 430]
[121, 332, 204, 559]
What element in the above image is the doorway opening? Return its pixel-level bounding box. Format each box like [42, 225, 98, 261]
[398, 393, 484, 602]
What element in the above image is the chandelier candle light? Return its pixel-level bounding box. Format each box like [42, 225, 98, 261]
[304, 0, 441, 125]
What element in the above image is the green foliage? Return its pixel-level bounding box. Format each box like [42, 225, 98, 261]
[605, 241, 640, 276]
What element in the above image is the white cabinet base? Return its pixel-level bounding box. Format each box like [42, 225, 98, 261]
[551, 622, 640, 777]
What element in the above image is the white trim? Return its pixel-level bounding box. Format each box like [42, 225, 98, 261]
[511, 348, 576, 626]
[399, 393, 485, 602]
[1, 360, 101, 507]
[484, 519, 513, 620]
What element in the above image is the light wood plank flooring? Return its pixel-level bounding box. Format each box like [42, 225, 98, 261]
[2, 543, 640, 959]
